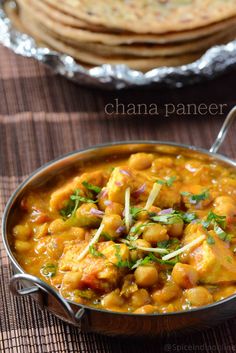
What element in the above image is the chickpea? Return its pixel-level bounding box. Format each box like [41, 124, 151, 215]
[134, 265, 158, 287]
[129, 153, 154, 170]
[34, 223, 49, 239]
[185, 160, 202, 173]
[101, 214, 124, 239]
[213, 285, 236, 301]
[135, 205, 150, 221]
[152, 281, 181, 304]
[135, 239, 151, 249]
[143, 224, 169, 244]
[131, 289, 150, 308]
[149, 206, 161, 214]
[76, 203, 101, 227]
[102, 290, 124, 309]
[214, 196, 236, 220]
[68, 227, 86, 240]
[130, 239, 152, 262]
[129, 204, 158, 222]
[130, 249, 139, 262]
[48, 219, 69, 234]
[162, 304, 175, 313]
[12, 224, 31, 240]
[105, 202, 123, 216]
[157, 189, 181, 209]
[214, 196, 235, 208]
[172, 263, 199, 289]
[134, 206, 161, 221]
[134, 239, 151, 249]
[152, 157, 174, 170]
[15, 240, 31, 252]
[62, 271, 82, 290]
[185, 287, 213, 307]
[46, 238, 65, 259]
[134, 305, 156, 314]
[167, 220, 184, 238]
[151, 157, 174, 172]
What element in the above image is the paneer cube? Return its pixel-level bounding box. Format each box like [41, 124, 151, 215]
[50, 171, 107, 211]
[131, 171, 153, 203]
[59, 241, 129, 292]
[101, 242, 129, 266]
[132, 170, 180, 208]
[188, 232, 236, 284]
[106, 167, 133, 204]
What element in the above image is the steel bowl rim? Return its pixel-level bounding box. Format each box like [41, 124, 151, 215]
[3, 139, 236, 318]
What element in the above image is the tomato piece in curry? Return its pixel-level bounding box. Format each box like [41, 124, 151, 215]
[11, 152, 236, 314]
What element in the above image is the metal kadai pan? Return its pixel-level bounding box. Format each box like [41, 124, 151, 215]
[2, 107, 236, 337]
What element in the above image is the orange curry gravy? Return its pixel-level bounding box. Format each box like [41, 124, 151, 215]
[11, 152, 236, 314]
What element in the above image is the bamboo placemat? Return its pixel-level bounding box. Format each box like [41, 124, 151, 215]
[1, 45, 236, 353]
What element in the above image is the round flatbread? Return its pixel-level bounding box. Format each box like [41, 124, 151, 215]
[48, 27, 236, 58]
[33, 0, 117, 33]
[8, 0, 236, 72]
[17, 0, 236, 44]
[42, 0, 236, 34]
[17, 0, 236, 50]
[18, 10, 204, 71]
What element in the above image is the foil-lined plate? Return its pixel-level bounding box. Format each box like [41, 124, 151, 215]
[1, 0, 236, 89]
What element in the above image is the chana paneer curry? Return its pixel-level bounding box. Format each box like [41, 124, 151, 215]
[12, 152, 236, 314]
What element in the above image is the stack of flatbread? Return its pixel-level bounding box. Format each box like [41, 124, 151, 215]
[7, 0, 236, 71]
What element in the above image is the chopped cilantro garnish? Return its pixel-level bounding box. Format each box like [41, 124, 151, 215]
[75, 289, 95, 300]
[70, 194, 97, 204]
[203, 212, 231, 242]
[60, 202, 75, 219]
[205, 211, 226, 229]
[151, 212, 183, 225]
[131, 253, 177, 269]
[181, 212, 197, 223]
[156, 240, 170, 249]
[156, 176, 176, 187]
[226, 256, 233, 264]
[82, 181, 101, 194]
[114, 245, 131, 268]
[181, 190, 209, 204]
[89, 245, 105, 258]
[206, 235, 215, 245]
[154, 257, 178, 266]
[70, 189, 81, 217]
[60, 188, 81, 219]
[101, 232, 112, 240]
[151, 210, 197, 225]
[60, 188, 97, 219]
[148, 252, 178, 266]
[130, 207, 144, 220]
[127, 222, 150, 240]
[214, 223, 228, 240]
[41, 263, 57, 278]
[157, 238, 180, 249]
[131, 256, 153, 269]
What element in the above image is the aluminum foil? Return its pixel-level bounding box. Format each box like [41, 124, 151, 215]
[1, 0, 236, 89]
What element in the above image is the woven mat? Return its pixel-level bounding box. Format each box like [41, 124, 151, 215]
[1, 46, 236, 353]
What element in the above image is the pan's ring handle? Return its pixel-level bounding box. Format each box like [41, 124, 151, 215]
[10, 273, 85, 325]
[210, 106, 236, 154]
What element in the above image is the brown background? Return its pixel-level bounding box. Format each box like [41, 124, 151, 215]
[1, 45, 236, 352]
